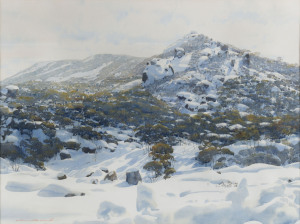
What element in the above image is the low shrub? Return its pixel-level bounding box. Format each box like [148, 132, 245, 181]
[64, 141, 81, 150]
[197, 145, 234, 164]
[143, 161, 163, 177]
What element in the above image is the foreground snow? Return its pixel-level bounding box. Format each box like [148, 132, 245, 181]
[1, 142, 299, 224]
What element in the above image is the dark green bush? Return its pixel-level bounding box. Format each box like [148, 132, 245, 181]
[0, 143, 24, 161]
[64, 141, 81, 150]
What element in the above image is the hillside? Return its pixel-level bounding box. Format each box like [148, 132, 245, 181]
[2, 54, 146, 89]
[142, 32, 299, 117]
[0, 32, 299, 224]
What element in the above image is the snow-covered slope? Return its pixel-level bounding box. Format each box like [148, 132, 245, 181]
[142, 32, 299, 117]
[1, 32, 300, 224]
[1, 139, 299, 224]
[3, 54, 145, 85]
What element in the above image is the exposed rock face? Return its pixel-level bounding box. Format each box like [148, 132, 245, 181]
[86, 172, 94, 177]
[104, 171, 117, 181]
[221, 44, 228, 51]
[64, 193, 76, 197]
[142, 72, 148, 82]
[101, 167, 109, 173]
[60, 152, 71, 160]
[91, 179, 98, 184]
[82, 147, 96, 154]
[206, 96, 217, 102]
[243, 52, 250, 65]
[126, 170, 142, 185]
[64, 193, 85, 197]
[57, 173, 67, 180]
[174, 47, 185, 58]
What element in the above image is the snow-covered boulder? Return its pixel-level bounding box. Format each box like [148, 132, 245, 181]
[201, 48, 213, 56]
[197, 80, 211, 89]
[4, 85, 19, 98]
[82, 147, 96, 154]
[126, 169, 142, 185]
[104, 171, 117, 181]
[142, 58, 174, 86]
[185, 102, 201, 112]
[174, 47, 185, 58]
[206, 94, 217, 102]
[59, 152, 71, 160]
[4, 135, 18, 143]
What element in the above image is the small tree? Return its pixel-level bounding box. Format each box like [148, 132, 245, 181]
[143, 161, 163, 178]
[143, 143, 175, 179]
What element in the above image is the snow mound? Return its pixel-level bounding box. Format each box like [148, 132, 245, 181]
[97, 201, 127, 220]
[38, 184, 79, 197]
[226, 178, 249, 207]
[6, 181, 45, 192]
[136, 184, 157, 212]
[5, 85, 19, 91]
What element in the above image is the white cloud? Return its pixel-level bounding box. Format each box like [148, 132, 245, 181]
[1, 0, 299, 80]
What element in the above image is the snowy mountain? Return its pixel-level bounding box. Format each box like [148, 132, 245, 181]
[3, 54, 146, 86]
[1, 32, 299, 224]
[142, 32, 299, 117]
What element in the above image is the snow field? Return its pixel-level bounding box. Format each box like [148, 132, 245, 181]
[1, 140, 299, 224]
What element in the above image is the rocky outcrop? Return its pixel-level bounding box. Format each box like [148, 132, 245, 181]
[142, 72, 148, 82]
[206, 95, 217, 102]
[221, 44, 228, 52]
[60, 152, 71, 160]
[91, 179, 98, 184]
[101, 167, 109, 173]
[64, 193, 85, 197]
[126, 170, 142, 185]
[174, 47, 185, 58]
[243, 52, 250, 65]
[57, 173, 67, 180]
[82, 147, 96, 154]
[104, 171, 117, 181]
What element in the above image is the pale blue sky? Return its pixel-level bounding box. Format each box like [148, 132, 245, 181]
[1, 0, 299, 80]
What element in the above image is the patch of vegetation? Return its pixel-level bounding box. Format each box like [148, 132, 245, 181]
[143, 143, 175, 179]
[196, 144, 234, 164]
